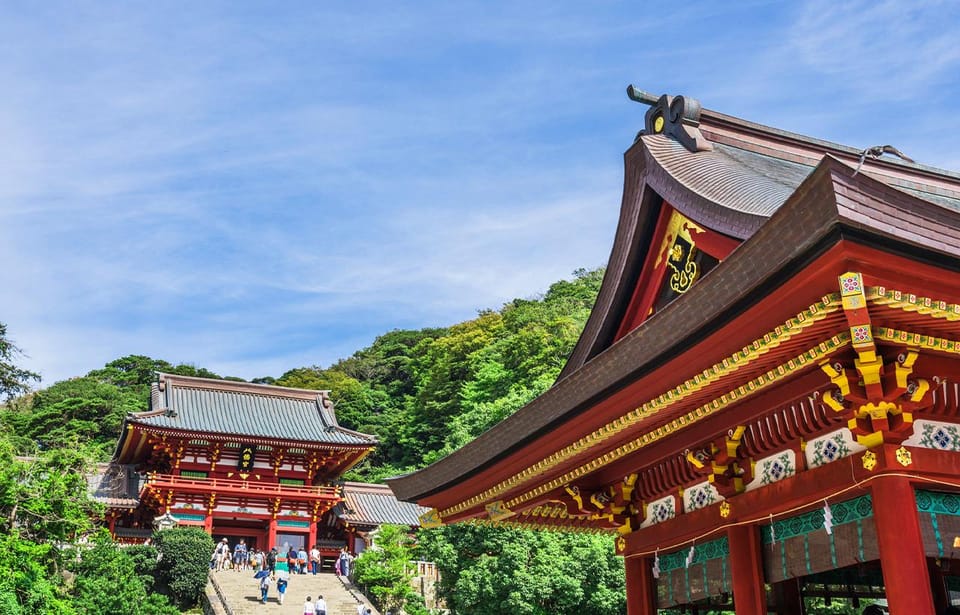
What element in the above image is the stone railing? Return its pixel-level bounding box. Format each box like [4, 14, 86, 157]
[204, 571, 234, 615]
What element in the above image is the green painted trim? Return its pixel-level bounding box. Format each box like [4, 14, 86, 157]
[175, 513, 206, 521]
[658, 536, 729, 573]
[277, 520, 311, 528]
[761, 495, 873, 544]
[916, 490, 960, 516]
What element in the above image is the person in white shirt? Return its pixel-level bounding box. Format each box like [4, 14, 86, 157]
[309, 545, 321, 575]
[314, 594, 327, 615]
[303, 596, 314, 615]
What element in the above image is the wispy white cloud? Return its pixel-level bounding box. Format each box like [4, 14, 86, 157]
[1, 1, 957, 385]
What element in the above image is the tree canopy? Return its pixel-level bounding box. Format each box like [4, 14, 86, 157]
[0, 323, 39, 401]
[0, 267, 616, 614]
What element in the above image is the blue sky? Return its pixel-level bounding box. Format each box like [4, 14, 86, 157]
[2, 1, 959, 385]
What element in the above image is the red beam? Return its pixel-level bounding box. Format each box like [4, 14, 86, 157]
[142, 474, 340, 502]
[623, 443, 960, 555]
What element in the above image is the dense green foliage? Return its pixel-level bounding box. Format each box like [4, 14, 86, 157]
[0, 268, 613, 614]
[353, 524, 428, 615]
[2, 355, 227, 458]
[69, 531, 179, 615]
[153, 526, 216, 609]
[418, 524, 625, 615]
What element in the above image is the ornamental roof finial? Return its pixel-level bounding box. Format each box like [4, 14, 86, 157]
[627, 86, 713, 153]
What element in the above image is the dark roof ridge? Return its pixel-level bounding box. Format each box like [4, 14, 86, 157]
[701, 107, 960, 183]
[157, 373, 331, 402]
[343, 482, 392, 492]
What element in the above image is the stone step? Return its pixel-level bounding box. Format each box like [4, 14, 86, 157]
[208, 570, 379, 615]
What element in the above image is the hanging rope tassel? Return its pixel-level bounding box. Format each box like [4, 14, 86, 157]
[685, 543, 696, 569]
[823, 501, 834, 535]
[769, 514, 776, 545]
[652, 549, 660, 579]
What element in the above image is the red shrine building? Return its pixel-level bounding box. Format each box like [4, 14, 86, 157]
[389, 89, 960, 614]
[92, 373, 424, 558]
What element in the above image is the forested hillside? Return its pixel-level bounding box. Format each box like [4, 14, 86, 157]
[2, 267, 604, 479]
[0, 267, 627, 615]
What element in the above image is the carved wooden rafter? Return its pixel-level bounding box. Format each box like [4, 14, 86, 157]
[819, 272, 936, 447]
[557, 474, 641, 534]
[683, 426, 753, 498]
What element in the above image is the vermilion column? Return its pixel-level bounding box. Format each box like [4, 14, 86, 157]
[727, 525, 766, 615]
[203, 515, 213, 534]
[624, 556, 657, 615]
[267, 518, 278, 550]
[872, 477, 935, 615]
[308, 520, 318, 550]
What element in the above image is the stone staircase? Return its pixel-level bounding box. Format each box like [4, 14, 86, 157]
[207, 569, 379, 615]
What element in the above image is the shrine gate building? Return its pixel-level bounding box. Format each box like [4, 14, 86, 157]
[96, 373, 423, 559]
[388, 90, 960, 614]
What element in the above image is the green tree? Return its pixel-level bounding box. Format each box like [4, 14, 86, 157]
[353, 524, 427, 615]
[418, 524, 624, 615]
[0, 322, 39, 401]
[3, 354, 227, 458]
[70, 531, 178, 615]
[0, 533, 75, 614]
[0, 441, 99, 543]
[153, 526, 215, 609]
[5, 376, 142, 456]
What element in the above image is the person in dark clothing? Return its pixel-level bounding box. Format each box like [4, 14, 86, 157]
[266, 548, 277, 573]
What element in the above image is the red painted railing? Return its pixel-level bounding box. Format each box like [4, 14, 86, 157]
[141, 473, 341, 500]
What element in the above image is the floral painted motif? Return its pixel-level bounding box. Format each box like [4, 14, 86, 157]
[909, 420, 960, 452]
[747, 450, 796, 491]
[683, 481, 722, 513]
[760, 452, 794, 485]
[641, 495, 676, 528]
[806, 429, 865, 469]
[839, 272, 863, 294]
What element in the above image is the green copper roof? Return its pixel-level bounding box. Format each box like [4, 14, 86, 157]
[130, 373, 375, 446]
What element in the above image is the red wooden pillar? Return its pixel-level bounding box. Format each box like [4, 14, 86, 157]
[624, 556, 657, 615]
[727, 525, 767, 615]
[872, 477, 935, 615]
[308, 521, 318, 550]
[203, 514, 213, 534]
[267, 518, 278, 551]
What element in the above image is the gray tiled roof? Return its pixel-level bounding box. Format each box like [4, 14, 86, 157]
[644, 134, 814, 217]
[339, 482, 428, 528]
[130, 374, 375, 446]
[88, 463, 140, 508]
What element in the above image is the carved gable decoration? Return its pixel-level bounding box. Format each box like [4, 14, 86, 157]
[652, 210, 718, 312]
[629, 87, 712, 153]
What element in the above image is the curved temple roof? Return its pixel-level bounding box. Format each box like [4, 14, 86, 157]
[118, 373, 376, 450]
[387, 90, 960, 526]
